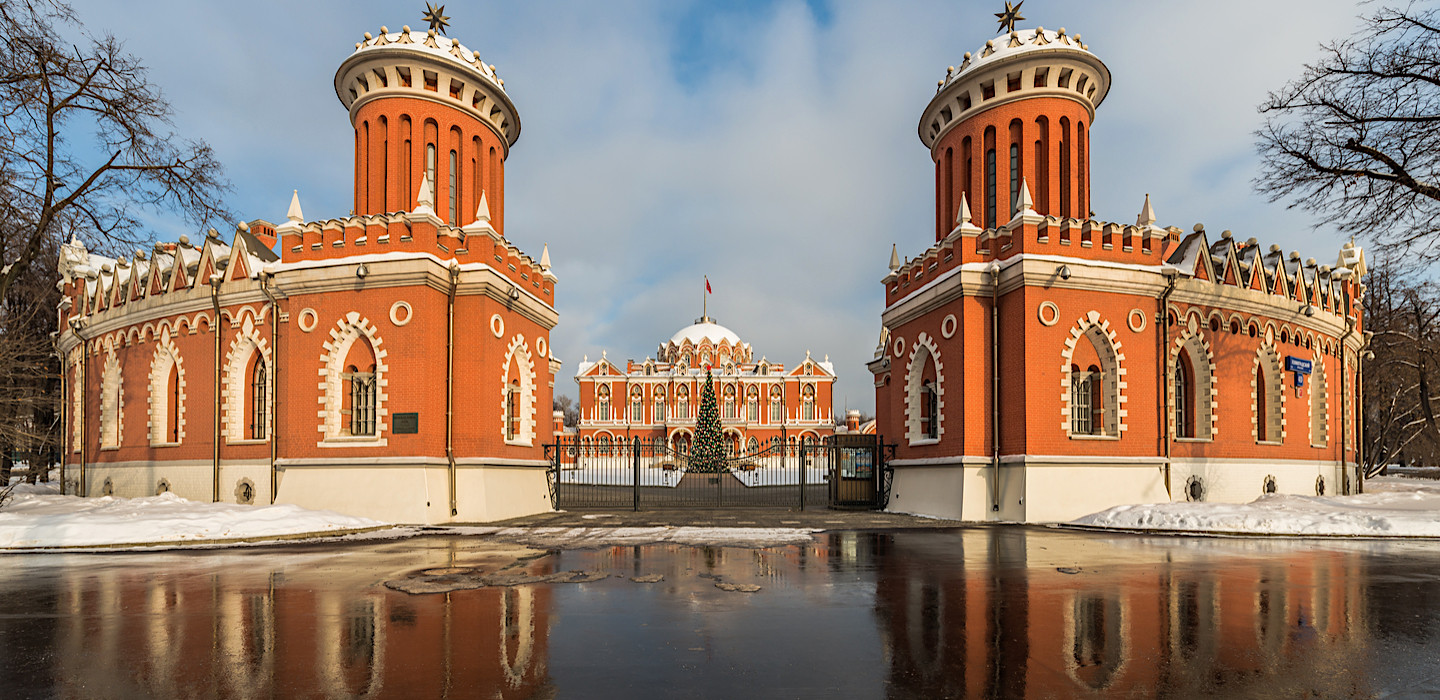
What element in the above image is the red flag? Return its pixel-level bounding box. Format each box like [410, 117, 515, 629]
[705, 277, 712, 294]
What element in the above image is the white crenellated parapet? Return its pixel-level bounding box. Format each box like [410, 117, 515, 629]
[335, 26, 520, 148]
[919, 27, 1110, 152]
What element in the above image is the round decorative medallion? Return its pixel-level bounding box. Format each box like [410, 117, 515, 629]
[536, 336, 548, 357]
[389, 301, 413, 327]
[892, 336, 905, 358]
[941, 314, 958, 339]
[297, 308, 318, 333]
[490, 314, 505, 338]
[1127, 308, 1147, 333]
[1037, 301, 1059, 327]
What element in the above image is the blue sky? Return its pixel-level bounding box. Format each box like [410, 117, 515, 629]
[69, 0, 1367, 413]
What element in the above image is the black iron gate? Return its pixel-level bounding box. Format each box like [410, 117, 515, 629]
[545, 435, 893, 510]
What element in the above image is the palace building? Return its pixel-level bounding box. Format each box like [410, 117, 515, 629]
[56, 15, 559, 524]
[573, 316, 837, 454]
[871, 19, 1368, 522]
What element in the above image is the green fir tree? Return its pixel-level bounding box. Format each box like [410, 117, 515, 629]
[690, 369, 726, 473]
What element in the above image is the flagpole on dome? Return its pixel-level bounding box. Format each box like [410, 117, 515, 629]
[702, 276, 711, 323]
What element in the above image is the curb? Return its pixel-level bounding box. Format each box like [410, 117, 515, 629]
[0, 525, 401, 552]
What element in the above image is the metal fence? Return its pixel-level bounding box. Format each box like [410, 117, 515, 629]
[545, 435, 892, 510]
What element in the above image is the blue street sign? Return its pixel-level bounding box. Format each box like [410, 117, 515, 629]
[1285, 356, 1312, 374]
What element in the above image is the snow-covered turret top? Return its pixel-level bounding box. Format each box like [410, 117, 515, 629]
[657, 317, 753, 365]
[335, 24, 520, 147]
[919, 26, 1110, 150]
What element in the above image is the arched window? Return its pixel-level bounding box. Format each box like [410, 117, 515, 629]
[962, 136, 973, 216]
[379, 115, 388, 212]
[942, 147, 954, 234]
[1077, 122, 1087, 217]
[166, 363, 180, 442]
[506, 380, 520, 439]
[1059, 117, 1072, 218]
[1033, 116, 1049, 212]
[1174, 353, 1193, 439]
[426, 143, 437, 196]
[1256, 363, 1267, 442]
[746, 436, 759, 455]
[771, 386, 784, 425]
[1070, 364, 1095, 435]
[985, 147, 997, 228]
[920, 379, 938, 439]
[801, 386, 816, 421]
[148, 333, 184, 446]
[746, 387, 759, 422]
[631, 388, 644, 423]
[249, 355, 266, 440]
[723, 386, 737, 420]
[347, 363, 377, 436]
[596, 385, 611, 422]
[448, 149, 459, 223]
[1009, 143, 1020, 218]
[596, 434, 611, 456]
[1065, 320, 1122, 438]
[676, 386, 689, 420]
[401, 116, 413, 204]
[654, 387, 667, 422]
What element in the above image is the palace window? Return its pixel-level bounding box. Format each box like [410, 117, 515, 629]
[1009, 142, 1020, 218]
[654, 388, 667, 422]
[506, 380, 520, 439]
[676, 388, 689, 420]
[347, 364, 377, 436]
[920, 379, 938, 439]
[1256, 363, 1268, 442]
[167, 364, 181, 443]
[596, 385, 611, 422]
[249, 356, 267, 440]
[426, 143, 437, 197]
[1311, 357, 1328, 446]
[771, 387, 784, 425]
[801, 386, 816, 421]
[631, 388, 644, 423]
[746, 388, 759, 422]
[985, 147, 997, 227]
[723, 386, 737, 420]
[1174, 354, 1193, 439]
[448, 149, 459, 222]
[1070, 365, 1098, 435]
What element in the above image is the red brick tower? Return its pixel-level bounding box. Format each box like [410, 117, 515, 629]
[919, 27, 1109, 235]
[335, 24, 519, 230]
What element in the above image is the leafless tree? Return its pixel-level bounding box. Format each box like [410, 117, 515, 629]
[1257, 2, 1440, 259]
[1360, 254, 1440, 474]
[553, 395, 579, 427]
[0, 0, 229, 305]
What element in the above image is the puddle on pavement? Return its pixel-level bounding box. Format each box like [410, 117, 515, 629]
[5, 528, 1440, 698]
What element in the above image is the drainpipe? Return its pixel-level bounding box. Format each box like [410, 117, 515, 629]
[210, 277, 222, 503]
[260, 274, 282, 503]
[1157, 269, 1178, 499]
[67, 318, 87, 497]
[1340, 312, 1356, 494]
[1357, 329, 1371, 492]
[990, 262, 1001, 514]
[446, 263, 460, 518]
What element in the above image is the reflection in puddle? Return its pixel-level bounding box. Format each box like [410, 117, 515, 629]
[3, 530, 1439, 697]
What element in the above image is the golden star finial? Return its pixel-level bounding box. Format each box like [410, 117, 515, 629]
[995, 1, 1025, 34]
[422, 2, 451, 35]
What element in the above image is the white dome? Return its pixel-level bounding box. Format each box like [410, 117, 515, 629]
[668, 321, 742, 347]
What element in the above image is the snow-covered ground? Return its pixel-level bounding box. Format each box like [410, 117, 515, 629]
[0, 483, 391, 549]
[558, 465, 829, 488]
[1071, 476, 1440, 537]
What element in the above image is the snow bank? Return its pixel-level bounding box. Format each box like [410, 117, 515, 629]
[0, 485, 390, 549]
[1071, 476, 1440, 537]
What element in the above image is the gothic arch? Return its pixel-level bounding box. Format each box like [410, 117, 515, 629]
[904, 331, 944, 444]
[1170, 326, 1217, 440]
[502, 333, 537, 445]
[147, 328, 186, 445]
[1309, 348, 1329, 447]
[100, 345, 123, 448]
[1252, 336, 1286, 443]
[223, 316, 273, 443]
[1060, 311, 1127, 437]
[319, 312, 389, 442]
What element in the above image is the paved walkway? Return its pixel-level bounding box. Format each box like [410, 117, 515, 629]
[482, 508, 967, 530]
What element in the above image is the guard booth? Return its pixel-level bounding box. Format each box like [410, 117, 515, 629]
[825, 434, 884, 508]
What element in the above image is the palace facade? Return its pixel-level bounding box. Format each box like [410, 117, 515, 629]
[573, 317, 837, 453]
[871, 22, 1368, 522]
[56, 18, 558, 524]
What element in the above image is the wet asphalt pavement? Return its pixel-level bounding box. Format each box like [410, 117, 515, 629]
[3, 527, 1440, 698]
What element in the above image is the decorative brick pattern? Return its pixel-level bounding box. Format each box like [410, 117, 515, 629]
[318, 312, 389, 442]
[146, 328, 187, 446]
[1169, 327, 1218, 440]
[222, 315, 272, 443]
[904, 332, 944, 445]
[1060, 311, 1127, 436]
[502, 333, 537, 446]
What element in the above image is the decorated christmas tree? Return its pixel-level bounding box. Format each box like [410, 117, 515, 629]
[690, 369, 727, 473]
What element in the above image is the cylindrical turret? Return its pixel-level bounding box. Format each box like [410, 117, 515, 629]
[335, 25, 521, 232]
[920, 27, 1110, 236]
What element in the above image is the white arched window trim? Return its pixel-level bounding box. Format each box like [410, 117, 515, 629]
[100, 343, 123, 450]
[318, 312, 389, 446]
[502, 334, 538, 446]
[223, 317, 273, 444]
[1253, 337, 1286, 445]
[147, 327, 186, 447]
[1310, 350, 1329, 447]
[1060, 312, 1126, 439]
[1169, 327, 1217, 441]
[904, 332, 944, 446]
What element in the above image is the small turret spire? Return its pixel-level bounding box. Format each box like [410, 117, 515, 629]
[287, 190, 304, 222]
[1137, 193, 1156, 227]
[889, 244, 901, 271]
[415, 173, 436, 212]
[475, 191, 491, 223]
[540, 243, 551, 270]
[1016, 177, 1035, 213]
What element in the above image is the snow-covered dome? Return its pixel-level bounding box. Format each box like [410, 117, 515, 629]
[669, 320, 742, 347]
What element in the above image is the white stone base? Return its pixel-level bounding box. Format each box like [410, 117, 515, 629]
[62, 457, 554, 525]
[887, 456, 1354, 524]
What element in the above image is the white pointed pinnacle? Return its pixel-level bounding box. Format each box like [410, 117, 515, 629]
[540, 243, 551, 270]
[1016, 177, 1036, 213]
[475, 191, 492, 223]
[415, 172, 436, 212]
[889, 243, 900, 272]
[1137, 192, 1157, 227]
[956, 191, 973, 226]
[286, 189, 303, 222]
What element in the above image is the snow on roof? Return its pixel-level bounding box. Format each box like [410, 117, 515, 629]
[942, 27, 1105, 95]
[668, 321, 742, 347]
[349, 28, 503, 93]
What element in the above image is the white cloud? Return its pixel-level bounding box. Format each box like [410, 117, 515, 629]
[67, 0, 1372, 414]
